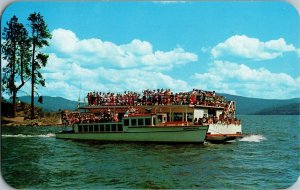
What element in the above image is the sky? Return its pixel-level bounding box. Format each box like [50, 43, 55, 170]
[1, 1, 300, 101]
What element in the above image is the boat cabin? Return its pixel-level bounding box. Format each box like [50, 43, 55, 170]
[73, 113, 168, 133]
[74, 122, 123, 133]
[123, 113, 167, 127]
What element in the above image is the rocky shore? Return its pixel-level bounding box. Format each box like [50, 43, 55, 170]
[1, 115, 63, 127]
[1, 100, 65, 127]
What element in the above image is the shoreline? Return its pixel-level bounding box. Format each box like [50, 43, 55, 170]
[1, 116, 63, 127]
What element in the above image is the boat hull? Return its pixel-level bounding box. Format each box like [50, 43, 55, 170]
[206, 123, 242, 142]
[56, 126, 208, 143]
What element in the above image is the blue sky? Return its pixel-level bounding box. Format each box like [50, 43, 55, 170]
[1, 1, 300, 100]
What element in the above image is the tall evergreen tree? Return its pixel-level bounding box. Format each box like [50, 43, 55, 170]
[2, 15, 31, 117]
[27, 12, 51, 119]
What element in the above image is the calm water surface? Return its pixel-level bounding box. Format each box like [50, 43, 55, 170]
[1, 115, 299, 189]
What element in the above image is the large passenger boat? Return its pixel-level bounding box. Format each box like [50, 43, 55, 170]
[56, 113, 208, 143]
[56, 89, 242, 143]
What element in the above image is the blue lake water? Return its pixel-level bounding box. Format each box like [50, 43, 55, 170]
[1, 115, 299, 189]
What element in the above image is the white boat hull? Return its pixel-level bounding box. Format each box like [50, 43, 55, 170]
[206, 123, 242, 142]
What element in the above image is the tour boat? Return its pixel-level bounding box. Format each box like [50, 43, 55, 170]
[56, 113, 209, 143]
[56, 89, 242, 143]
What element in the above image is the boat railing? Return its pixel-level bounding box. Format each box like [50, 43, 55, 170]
[161, 121, 189, 127]
[82, 95, 231, 109]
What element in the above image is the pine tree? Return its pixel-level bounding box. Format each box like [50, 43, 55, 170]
[2, 15, 31, 117]
[27, 12, 51, 119]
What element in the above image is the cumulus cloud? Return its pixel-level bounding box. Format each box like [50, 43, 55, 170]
[192, 60, 300, 99]
[40, 53, 190, 100]
[50, 28, 197, 70]
[211, 35, 298, 60]
[18, 29, 297, 101]
[51, 29, 78, 53]
[24, 28, 199, 100]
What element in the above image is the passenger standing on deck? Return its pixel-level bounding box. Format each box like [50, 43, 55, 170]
[87, 93, 90, 105]
[194, 118, 198, 125]
[202, 114, 208, 125]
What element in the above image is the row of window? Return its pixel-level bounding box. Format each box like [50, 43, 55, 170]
[78, 123, 123, 133]
[123, 117, 152, 127]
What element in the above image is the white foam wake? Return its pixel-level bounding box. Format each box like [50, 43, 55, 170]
[2, 133, 55, 138]
[239, 134, 266, 142]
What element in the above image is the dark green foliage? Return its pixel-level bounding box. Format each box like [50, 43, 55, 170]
[28, 12, 51, 89]
[1, 15, 31, 117]
[1, 13, 51, 119]
[27, 12, 52, 119]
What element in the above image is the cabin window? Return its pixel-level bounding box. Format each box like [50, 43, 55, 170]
[94, 125, 99, 132]
[124, 119, 129, 126]
[153, 118, 156, 125]
[145, 118, 151, 125]
[83, 125, 88, 132]
[131, 119, 137, 126]
[118, 124, 123, 131]
[158, 115, 162, 123]
[138, 118, 144, 126]
[111, 124, 116, 132]
[100, 125, 104, 132]
[89, 125, 93, 132]
[78, 125, 83, 132]
[105, 124, 110, 132]
[208, 109, 216, 117]
[174, 113, 183, 121]
[187, 113, 193, 122]
[167, 113, 171, 122]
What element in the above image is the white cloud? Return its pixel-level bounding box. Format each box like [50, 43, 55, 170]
[51, 29, 78, 53]
[50, 28, 197, 70]
[211, 35, 298, 60]
[28, 28, 199, 100]
[120, 39, 153, 55]
[41, 53, 190, 100]
[18, 29, 297, 101]
[39, 56, 299, 100]
[192, 60, 300, 99]
[142, 47, 197, 69]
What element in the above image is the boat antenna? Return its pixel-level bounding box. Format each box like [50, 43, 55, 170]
[77, 82, 82, 109]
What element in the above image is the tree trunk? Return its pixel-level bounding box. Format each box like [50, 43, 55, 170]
[11, 41, 16, 118]
[31, 42, 36, 120]
[12, 90, 17, 118]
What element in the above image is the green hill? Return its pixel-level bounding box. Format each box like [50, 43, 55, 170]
[18, 96, 79, 112]
[218, 93, 300, 115]
[252, 103, 300, 115]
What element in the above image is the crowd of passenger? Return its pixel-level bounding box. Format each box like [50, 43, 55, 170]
[194, 112, 241, 126]
[62, 109, 120, 125]
[86, 89, 229, 108]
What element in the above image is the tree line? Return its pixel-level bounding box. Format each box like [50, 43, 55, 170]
[2, 12, 51, 119]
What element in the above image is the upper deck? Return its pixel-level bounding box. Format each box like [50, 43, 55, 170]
[79, 104, 227, 116]
[68, 88, 238, 125]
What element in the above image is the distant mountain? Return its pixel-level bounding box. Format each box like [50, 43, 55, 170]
[16, 94, 300, 115]
[18, 96, 78, 112]
[218, 93, 300, 115]
[252, 103, 300, 115]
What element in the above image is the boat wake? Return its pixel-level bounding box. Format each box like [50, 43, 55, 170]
[239, 134, 266, 142]
[2, 133, 55, 138]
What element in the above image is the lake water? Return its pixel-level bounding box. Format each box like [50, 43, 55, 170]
[1, 115, 299, 189]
